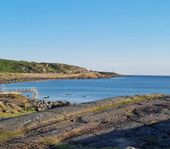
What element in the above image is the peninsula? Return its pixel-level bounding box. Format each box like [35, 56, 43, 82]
[0, 59, 119, 83]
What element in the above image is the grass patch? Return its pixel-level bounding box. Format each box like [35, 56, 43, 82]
[41, 136, 60, 145]
[94, 94, 162, 112]
[0, 130, 25, 142]
[0, 109, 35, 118]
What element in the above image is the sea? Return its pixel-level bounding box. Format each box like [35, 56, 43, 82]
[5, 75, 170, 103]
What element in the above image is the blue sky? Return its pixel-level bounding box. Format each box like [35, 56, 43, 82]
[0, 0, 170, 75]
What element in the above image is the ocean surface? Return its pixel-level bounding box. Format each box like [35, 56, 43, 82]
[5, 76, 170, 103]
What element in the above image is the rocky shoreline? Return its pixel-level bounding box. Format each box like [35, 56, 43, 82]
[0, 72, 118, 84]
[31, 99, 70, 112]
[0, 94, 170, 149]
[0, 93, 71, 118]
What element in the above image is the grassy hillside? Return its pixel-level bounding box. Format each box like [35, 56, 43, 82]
[0, 59, 88, 73]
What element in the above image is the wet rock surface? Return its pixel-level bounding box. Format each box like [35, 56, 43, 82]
[0, 94, 170, 149]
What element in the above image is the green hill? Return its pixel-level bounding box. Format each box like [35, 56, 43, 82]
[0, 59, 88, 74]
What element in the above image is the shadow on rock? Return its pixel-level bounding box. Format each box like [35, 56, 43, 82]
[52, 119, 170, 149]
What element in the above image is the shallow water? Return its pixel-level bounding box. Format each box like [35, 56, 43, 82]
[5, 76, 170, 103]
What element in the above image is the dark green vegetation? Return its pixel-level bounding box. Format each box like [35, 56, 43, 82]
[0, 59, 88, 73]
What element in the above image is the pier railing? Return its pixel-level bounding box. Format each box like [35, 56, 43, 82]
[0, 86, 39, 99]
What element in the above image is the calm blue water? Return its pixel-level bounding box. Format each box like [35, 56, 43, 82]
[5, 76, 170, 103]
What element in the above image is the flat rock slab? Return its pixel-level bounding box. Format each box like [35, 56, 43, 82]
[0, 94, 170, 149]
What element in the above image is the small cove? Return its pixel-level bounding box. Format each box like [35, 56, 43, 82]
[5, 75, 170, 103]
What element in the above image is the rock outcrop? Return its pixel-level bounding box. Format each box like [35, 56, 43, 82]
[31, 99, 70, 112]
[0, 94, 170, 149]
[0, 93, 70, 118]
[0, 93, 33, 117]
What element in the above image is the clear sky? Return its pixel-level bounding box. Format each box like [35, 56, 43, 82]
[0, 0, 170, 75]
